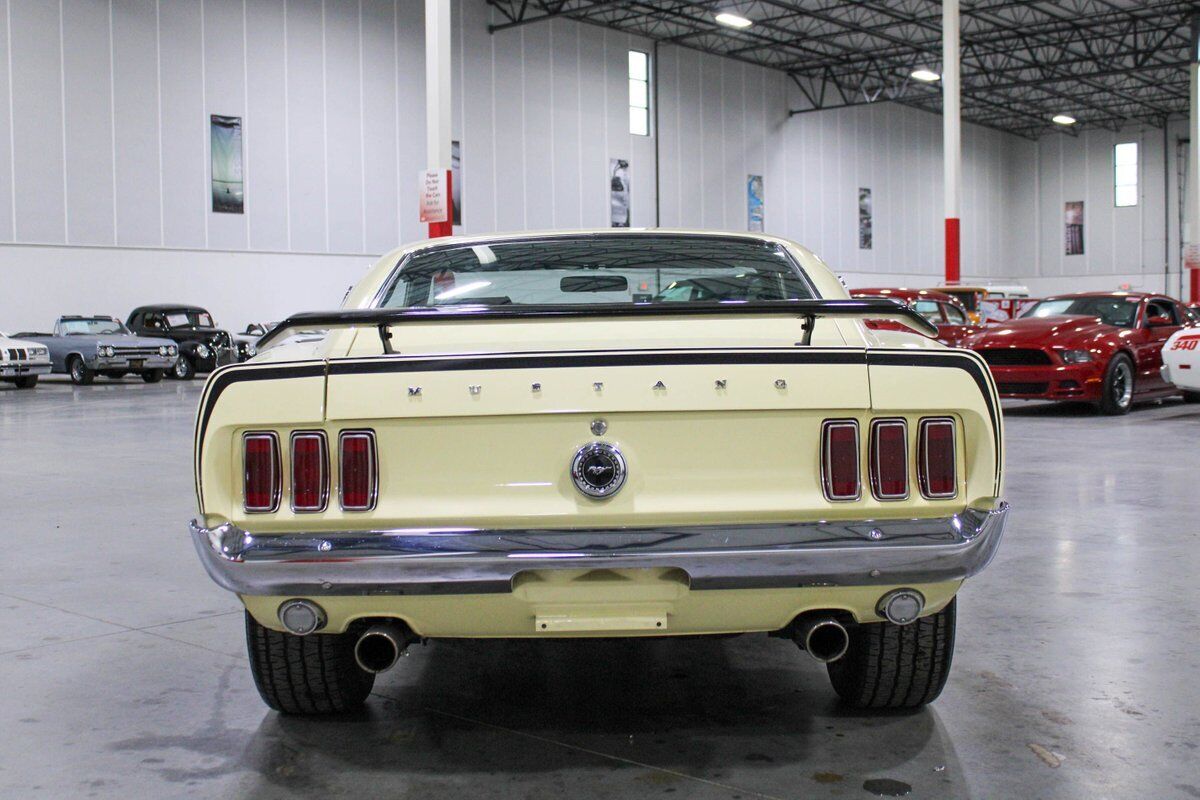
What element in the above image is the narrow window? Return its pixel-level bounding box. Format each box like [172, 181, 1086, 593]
[1114, 142, 1138, 207]
[628, 50, 650, 136]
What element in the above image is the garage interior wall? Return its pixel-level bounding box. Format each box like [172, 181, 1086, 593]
[0, 0, 1188, 332]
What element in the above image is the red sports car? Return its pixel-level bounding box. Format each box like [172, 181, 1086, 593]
[850, 288, 983, 347]
[964, 291, 1200, 414]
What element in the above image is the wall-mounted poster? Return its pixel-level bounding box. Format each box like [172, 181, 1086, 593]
[1064, 201, 1084, 255]
[610, 158, 630, 227]
[858, 187, 872, 249]
[210, 115, 244, 214]
[747, 175, 764, 232]
[451, 140, 462, 226]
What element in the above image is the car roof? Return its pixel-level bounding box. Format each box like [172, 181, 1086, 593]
[1041, 291, 1155, 301]
[131, 304, 208, 313]
[852, 287, 961, 304]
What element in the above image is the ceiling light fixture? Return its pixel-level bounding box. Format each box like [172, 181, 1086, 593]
[1052, 114, 1077, 125]
[715, 11, 753, 29]
[910, 69, 940, 82]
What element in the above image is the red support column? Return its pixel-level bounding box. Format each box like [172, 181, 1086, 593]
[945, 218, 961, 284]
[1190, 268, 1199, 304]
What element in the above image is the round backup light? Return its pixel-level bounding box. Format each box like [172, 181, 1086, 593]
[278, 599, 327, 636]
[878, 589, 925, 625]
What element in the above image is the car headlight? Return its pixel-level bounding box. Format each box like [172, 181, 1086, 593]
[245, 344, 257, 358]
[168, 345, 178, 357]
[97, 344, 115, 358]
[1060, 349, 1092, 364]
[195, 343, 211, 358]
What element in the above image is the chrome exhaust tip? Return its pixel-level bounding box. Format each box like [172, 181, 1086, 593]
[354, 624, 410, 673]
[795, 617, 850, 663]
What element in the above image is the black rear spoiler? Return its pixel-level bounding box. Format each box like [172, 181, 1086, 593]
[256, 298, 938, 353]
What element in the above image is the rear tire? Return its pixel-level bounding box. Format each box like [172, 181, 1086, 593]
[1097, 354, 1134, 415]
[68, 356, 94, 386]
[244, 611, 375, 714]
[141, 369, 164, 383]
[13, 376, 37, 389]
[826, 598, 956, 709]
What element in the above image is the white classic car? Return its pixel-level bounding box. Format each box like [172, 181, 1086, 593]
[0, 331, 52, 388]
[1162, 326, 1200, 395]
[189, 230, 1008, 715]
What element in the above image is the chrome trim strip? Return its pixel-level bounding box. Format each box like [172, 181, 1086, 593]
[189, 502, 1008, 596]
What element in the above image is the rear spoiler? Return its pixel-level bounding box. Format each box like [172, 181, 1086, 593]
[257, 298, 938, 353]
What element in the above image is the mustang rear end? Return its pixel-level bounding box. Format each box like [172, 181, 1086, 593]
[189, 231, 1007, 714]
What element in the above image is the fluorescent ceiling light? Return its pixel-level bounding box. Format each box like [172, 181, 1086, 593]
[715, 11, 753, 28]
[910, 69, 940, 82]
[1052, 114, 1077, 125]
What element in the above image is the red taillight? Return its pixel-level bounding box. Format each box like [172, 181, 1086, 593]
[919, 418, 958, 499]
[870, 419, 909, 500]
[822, 420, 860, 501]
[339, 431, 377, 511]
[243, 433, 280, 512]
[290, 432, 329, 512]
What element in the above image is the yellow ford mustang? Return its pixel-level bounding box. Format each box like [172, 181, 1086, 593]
[190, 230, 1007, 714]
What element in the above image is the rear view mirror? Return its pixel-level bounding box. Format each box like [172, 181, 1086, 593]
[561, 275, 629, 293]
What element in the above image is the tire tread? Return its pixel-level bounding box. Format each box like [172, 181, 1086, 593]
[244, 611, 374, 714]
[827, 598, 956, 709]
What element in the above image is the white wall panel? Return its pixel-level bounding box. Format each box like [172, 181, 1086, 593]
[159, 0, 206, 248]
[361, 0, 399, 253]
[62, 0, 115, 246]
[245, 0, 289, 252]
[9, 0, 66, 243]
[0, 1, 13, 242]
[283, 0, 326, 252]
[324, 0, 363, 253]
[112, 0, 162, 247]
[203, 0, 248, 250]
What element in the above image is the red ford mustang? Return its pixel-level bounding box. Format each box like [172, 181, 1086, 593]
[964, 291, 1200, 414]
[850, 287, 983, 347]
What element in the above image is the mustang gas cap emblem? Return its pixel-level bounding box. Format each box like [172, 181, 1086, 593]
[571, 442, 627, 499]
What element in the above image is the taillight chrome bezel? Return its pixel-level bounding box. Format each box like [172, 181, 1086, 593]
[821, 419, 861, 502]
[917, 417, 959, 500]
[289, 431, 330, 513]
[338, 430, 378, 512]
[242, 431, 281, 513]
[869, 418, 910, 501]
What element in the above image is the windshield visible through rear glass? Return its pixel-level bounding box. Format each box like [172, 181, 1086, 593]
[60, 319, 125, 335]
[377, 235, 816, 308]
[164, 311, 215, 328]
[1024, 296, 1139, 328]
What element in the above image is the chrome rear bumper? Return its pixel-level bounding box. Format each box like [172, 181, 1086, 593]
[190, 502, 1008, 597]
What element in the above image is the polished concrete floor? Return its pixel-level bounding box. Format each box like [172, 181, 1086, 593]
[2, 375, 1198, 799]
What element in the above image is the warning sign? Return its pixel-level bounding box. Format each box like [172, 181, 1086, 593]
[419, 170, 450, 224]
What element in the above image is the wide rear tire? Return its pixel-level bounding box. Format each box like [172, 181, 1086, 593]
[244, 611, 375, 714]
[826, 598, 956, 709]
[1097, 353, 1134, 415]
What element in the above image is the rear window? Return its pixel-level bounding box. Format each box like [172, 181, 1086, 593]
[378, 235, 816, 308]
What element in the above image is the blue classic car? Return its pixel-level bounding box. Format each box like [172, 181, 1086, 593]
[17, 316, 179, 385]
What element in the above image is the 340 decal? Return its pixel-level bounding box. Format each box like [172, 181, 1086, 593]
[1170, 335, 1200, 351]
